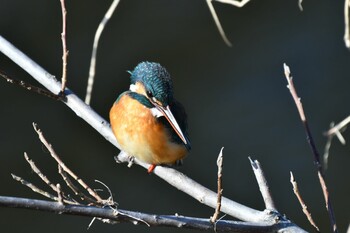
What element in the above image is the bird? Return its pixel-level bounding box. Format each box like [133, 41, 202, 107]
[110, 61, 191, 173]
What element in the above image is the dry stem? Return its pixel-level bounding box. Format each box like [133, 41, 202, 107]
[283, 63, 338, 233]
[60, 0, 68, 92]
[290, 172, 319, 232]
[210, 147, 224, 223]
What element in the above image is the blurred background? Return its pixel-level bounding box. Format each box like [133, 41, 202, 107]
[0, 0, 349, 232]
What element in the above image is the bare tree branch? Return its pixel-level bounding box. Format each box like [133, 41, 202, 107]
[0, 196, 306, 232]
[0, 36, 307, 232]
[249, 157, 276, 211]
[283, 63, 338, 233]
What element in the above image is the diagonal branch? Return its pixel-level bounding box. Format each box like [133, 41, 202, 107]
[0, 36, 306, 232]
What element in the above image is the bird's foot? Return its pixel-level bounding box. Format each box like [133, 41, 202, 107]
[127, 156, 135, 168]
[147, 164, 156, 173]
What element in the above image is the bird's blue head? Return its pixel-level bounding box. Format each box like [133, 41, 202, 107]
[128, 61, 189, 147]
[130, 62, 174, 107]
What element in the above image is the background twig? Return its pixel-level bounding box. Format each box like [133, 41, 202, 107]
[85, 0, 120, 105]
[283, 63, 338, 233]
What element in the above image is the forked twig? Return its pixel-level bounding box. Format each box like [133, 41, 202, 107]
[24, 152, 58, 193]
[249, 157, 276, 210]
[283, 63, 338, 233]
[32, 122, 104, 203]
[323, 116, 350, 169]
[210, 147, 224, 223]
[58, 165, 97, 204]
[11, 174, 77, 204]
[85, 0, 120, 104]
[325, 115, 350, 143]
[60, 0, 68, 92]
[290, 172, 319, 232]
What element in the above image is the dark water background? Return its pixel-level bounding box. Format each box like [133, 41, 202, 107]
[0, 0, 349, 232]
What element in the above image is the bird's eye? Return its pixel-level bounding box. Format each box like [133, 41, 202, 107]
[146, 90, 153, 98]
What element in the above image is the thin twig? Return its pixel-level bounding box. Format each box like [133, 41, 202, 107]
[213, 0, 250, 7]
[58, 165, 97, 204]
[206, 0, 232, 47]
[283, 63, 338, 233]
[298, 0, 303, 11]
[325, 115, 350, 143]
[249, 157, 276, 210]
[56, 183, 64, 204]
[32, 122, 104, 204]
[24, 152, 58, 193]
[0, 70, 64, 101]
[290, 172, 319, 232]
[210, 147, 224, 223]
[60, 0, 68, 92]
[11, 174, 57, 202]
[85, 0, 120, 105]
[344, 0, 350, 49]
[323, 123, 334, 171]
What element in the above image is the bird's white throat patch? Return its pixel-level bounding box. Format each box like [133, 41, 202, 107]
[130, 84, 163, 118]
[150, 107, 163, 118]
[129, 84, 137, 92]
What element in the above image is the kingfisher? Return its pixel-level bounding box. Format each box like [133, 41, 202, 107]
[110, 62, 191, 173]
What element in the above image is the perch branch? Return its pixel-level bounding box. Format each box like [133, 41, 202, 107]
[290, 172, 319, 232]
[0, 196, 305, 232]
[60, 0, 68, 92]
[85, 0, 120, 104]
[249, 157, 276, 211]
[0, 36, 306, 232]
[283, 63, 338, 233]
[210, 147, 224, 223]
[0, 71, 64, 100]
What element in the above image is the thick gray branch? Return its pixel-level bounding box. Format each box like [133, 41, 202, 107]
[0, 196, 305, 232]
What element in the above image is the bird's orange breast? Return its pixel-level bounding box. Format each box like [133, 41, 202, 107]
[110, 94, 187, 164]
